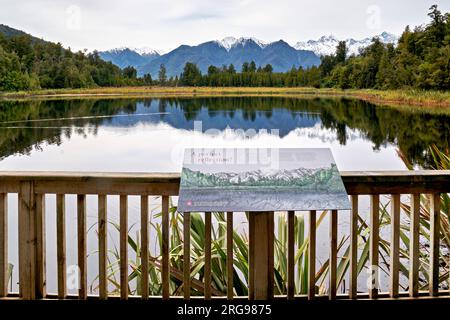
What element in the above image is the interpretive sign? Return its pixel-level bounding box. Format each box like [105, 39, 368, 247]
[178, 148, 351, 212]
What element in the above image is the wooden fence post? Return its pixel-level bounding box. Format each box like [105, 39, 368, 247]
[18, 181, 37, 300]
[248, 211, 274, 300]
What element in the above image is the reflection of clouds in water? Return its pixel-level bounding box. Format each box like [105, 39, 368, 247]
[290, 123, 363, 143]
[0, 121, 406, 172]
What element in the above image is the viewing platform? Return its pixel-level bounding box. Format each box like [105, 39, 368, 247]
[0, 170, 449, 301]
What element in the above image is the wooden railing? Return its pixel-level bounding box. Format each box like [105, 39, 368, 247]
[0, 170, 449, 300]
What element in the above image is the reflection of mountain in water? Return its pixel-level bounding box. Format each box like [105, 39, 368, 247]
[0, 97, 449, 168]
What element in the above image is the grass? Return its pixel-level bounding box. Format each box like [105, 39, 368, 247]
[93, 146, 450, 297]
[1, 86, 450, 109]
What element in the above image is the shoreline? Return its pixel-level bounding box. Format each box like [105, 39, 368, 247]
[1, 86, 449, 110]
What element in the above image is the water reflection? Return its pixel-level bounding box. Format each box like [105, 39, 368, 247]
[0, 97, 448, 170]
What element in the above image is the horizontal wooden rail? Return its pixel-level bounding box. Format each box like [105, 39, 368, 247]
[0, 170, 448, 301]
[0, 170, 449, 194]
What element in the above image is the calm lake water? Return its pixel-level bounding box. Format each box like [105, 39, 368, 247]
[0, 96, 449, 295]
[0, 96, 449, 171]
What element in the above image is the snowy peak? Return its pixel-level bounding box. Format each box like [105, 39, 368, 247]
[133, 47, 160, 56]
[98, 47, 160, 69]
[295, 32, 399, 56]
[104, 47, 160, 56]
[215, 37, 268, 51]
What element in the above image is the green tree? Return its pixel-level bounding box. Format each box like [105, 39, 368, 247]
[123, 66, 137, 79]
[158, 64, 167, 85]
[180, 62, 202, 86]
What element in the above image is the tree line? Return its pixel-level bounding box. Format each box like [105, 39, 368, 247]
[1, 5, 448, 91]
[173, 5, 449, 90]
[0, 33, 152, 91]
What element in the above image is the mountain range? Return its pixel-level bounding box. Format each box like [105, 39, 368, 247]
[294, 32, 398, 56]
[0, 24, 398, 79]
[99, 33, 398, 77]
[181, 164, 345, 192]
[100, 37, 321, 77]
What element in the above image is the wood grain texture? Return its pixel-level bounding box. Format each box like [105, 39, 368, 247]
[19, 182, 36, 300]
[409, 194, 420, 297]
[56, 194, 66, 299]
[0, 193, 8, 297]
[204, 212, 211, 300]
[161, 195, 170, 300]
[120, 195, 128, 300]
[287, 211, 295, 300]
[77, 194, 87, 300]
[98, 195, 108, 300]
[226, 211, 233, 300]
[329, 210, 337, 300]
[1, 170, 449, 195]
[369, 195, 379, 299]
[35, 194, 46, 298]
[349, 195, 358, 299]
[183, 212, 191, 300]
[140, 196, 149, 300]
[429, 193, 440, 297]
[308, 210, 316, 300]
[390, 194, 400, 298]
[248, 212, 274, 300]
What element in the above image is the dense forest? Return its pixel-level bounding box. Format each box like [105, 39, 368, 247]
[0, 5, 448, 91]
[0, 27, 150, 91]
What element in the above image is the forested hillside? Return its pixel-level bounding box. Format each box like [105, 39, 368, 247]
[0, 25, 150, 91]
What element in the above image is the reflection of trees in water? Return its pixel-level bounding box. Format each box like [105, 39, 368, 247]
[0, 97, 448, 168]
[0, 99, 137, 159]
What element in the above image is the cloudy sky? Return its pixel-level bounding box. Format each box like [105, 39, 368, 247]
[1, 0, 449, 52]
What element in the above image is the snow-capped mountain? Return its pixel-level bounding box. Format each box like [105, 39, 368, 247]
[215, 37, 269, 51]
[181, 165, 342, 189]
[99, 32, 398, 76]
[132, 47, 161, 56]
[137, 38, 320, 77]
[294, 32, 399, 56]
[98, 47, 160, 69]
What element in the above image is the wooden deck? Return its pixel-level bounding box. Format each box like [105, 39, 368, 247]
[0, 170, 449, 300]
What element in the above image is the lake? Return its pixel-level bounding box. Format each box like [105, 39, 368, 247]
[0, 96, 449, 295]
[0, 96, 449, 171]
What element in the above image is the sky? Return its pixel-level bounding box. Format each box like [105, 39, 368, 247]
[0, 0, 449, 53]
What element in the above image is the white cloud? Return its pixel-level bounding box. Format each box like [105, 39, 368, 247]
[0, 0, 449, 52]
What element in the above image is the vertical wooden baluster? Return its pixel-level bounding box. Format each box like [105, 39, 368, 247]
[183, 212, 191, 300]
[409, 194, 420, 297]
[77, 194, 87, 300]
[161, 195, 169, 300]
[267, 212, 274, 299]
[429, 193, 440, 297]
[0, 193, 7, 297]
[349, 195, 358, 299]
[227, 211, 233, 300]
[35, 194, 46, 298]
[248, 212, 274, 300]
[204, 212, 211, 300]
[141, 195, 149, 300]
[56, 194, 66, 299]
[369, 195, 380, 299]
[98, 194, 108, 300]
[329, 210, 338, 300]
[120, 195, 128, 300]
[19, 181, 36, 300]
[390, 194, 400, 298]
[287, 211, 295, 300]
[308, 210, 316, 300]
[248, 213, 254, 300]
